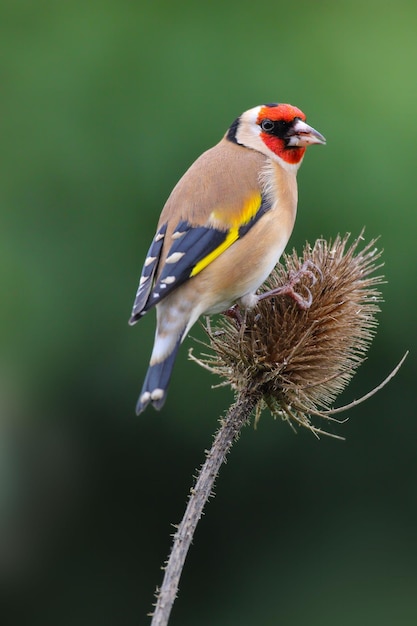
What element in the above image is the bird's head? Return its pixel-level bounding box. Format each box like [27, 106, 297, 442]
[227, 103, 326, 168]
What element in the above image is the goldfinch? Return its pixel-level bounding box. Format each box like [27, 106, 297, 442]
[129, 103, 325, 414]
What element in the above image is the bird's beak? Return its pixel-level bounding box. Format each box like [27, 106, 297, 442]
[287, 119, 326, 147]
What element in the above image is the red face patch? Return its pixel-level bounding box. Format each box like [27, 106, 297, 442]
[257, 103, 306, 125]
[257, 103, 307, 165]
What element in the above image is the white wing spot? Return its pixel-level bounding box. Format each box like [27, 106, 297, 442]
[172, 230, 186, 240]
[145, 256, 156, 267]
[161, 276, 176, 285]
[139, 275, 149, 286]
[166, 252, 185, 264]
[155, 232, 165, 242]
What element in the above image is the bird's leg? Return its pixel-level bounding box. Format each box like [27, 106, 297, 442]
[222, 291, 259, 326]
[222, 303, 244, 326]
[258, 260, 322, 310]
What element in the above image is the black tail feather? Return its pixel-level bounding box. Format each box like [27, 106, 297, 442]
[136, 337, 182, 415]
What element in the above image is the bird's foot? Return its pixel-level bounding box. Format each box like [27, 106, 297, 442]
[258, 260, 322, 310]
[222, 303, 243, 326]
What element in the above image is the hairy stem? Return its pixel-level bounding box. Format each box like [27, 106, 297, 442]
[150, 392, 258, 626]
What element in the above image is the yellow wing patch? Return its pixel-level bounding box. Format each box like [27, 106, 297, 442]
[190, 227, 239, 277]
[190, 193, 262, 278]
[209, 193, 262, 229]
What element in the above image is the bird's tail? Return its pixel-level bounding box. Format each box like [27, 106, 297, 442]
[136, 336, 182, 415]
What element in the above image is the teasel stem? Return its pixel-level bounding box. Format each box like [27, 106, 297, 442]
[149, 391, 259, 626]
[148, 233, 407, 625]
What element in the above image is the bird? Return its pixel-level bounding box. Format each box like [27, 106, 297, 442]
[129, 102, 326, 414]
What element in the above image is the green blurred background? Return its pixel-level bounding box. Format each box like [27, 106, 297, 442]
[1, 1, 416, 624]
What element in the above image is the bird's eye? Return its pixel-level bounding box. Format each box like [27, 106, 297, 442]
[260, 119, 274, 132]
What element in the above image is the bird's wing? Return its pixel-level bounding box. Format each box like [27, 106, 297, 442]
[129, 191, 272, 324]
[128, 223, 167, 322]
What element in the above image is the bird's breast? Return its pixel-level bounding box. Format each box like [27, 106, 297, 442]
[193, 168, 299, 315]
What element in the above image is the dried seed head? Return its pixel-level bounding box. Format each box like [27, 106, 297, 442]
[191, 233, 385, 437]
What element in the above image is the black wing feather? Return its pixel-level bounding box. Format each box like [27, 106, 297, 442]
[141, 221, 228, 313]
[130, 193, 272, 321]
[129, 223, 167, 324]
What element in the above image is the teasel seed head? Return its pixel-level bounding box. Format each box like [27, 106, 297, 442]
[191, 232, 393, 437]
